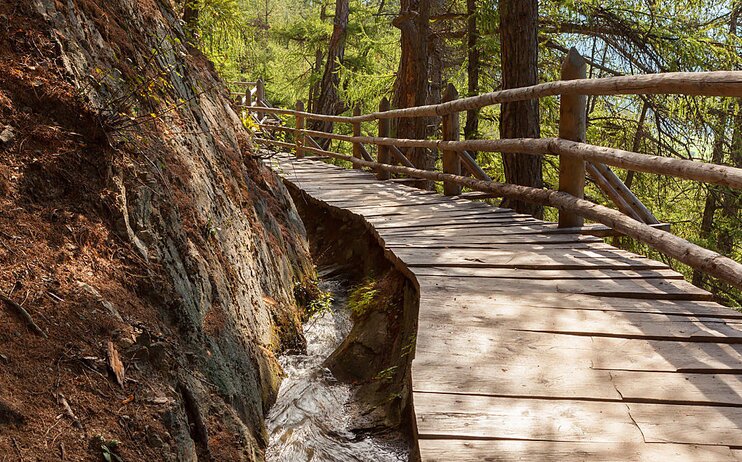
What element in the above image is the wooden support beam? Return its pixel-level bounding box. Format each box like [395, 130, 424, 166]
[587, 162, 645, 222]
[359, 143, 374, 162]
[590, 161, 660, 224]
[460, 150, 492, 181]
[352, 105, 362, 169]
[245, 85, 252, 107]
[305, 134, 323, 151]
[558, 48, 587, 228]
[377, 98, 391, 180]
[256, 78, 265, 120]
[390, 145, 416, 168]
[442, 84, 462, 196]
[295, 100, 305, 159]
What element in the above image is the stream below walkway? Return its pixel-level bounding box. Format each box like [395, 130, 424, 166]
[265, 276, 408, 462]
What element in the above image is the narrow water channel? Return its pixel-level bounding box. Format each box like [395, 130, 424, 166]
[265, 277, 408, 462]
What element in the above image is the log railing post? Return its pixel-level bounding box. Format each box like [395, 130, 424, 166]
[256, 78, 265, 120]
[557, 48, 587, 228]
[245, 85, 252, 107]
[295, 100, 305, 159]
[442, 83, 462, 196]
[352, 104, 362, 170]
[377, 98, 391, 180]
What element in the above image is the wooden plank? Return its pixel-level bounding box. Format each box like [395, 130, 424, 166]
[413, 392, 645, 442]
[414, 328, 742, 371]
[420, 291, 742, 319]
[414, 392, 742, 446]
[391, 248, 669, 270]
[370, 215, 539, 230]
[417, 439, 739, 461]
[410, 266, 684, 280]
[416, 301, 742, 340]
[413, 360, 742, 406]
[350, 205, 516, 217]
[383, 234, 603, 247]
[363, 208, 526, 221]
[627, 402, 742, 445]
[388, 242, 611, 252]
[415, 274, 712, 300]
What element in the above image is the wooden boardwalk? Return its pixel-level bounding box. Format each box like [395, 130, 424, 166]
[269, 153, 742, 461]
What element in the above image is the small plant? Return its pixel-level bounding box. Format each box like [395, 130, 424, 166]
[95, 436, 124, 462]
[347, 278, 379, 317]
[294, 278, 333, 318]
[373, 365, 398, 382]
[307, 290, 333, 316]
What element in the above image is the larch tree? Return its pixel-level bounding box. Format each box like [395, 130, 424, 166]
[498, 0, 543, 218]
[464, 0, 480, 149]
[393, 0, 433, 183]
[312, 0, 350, 142]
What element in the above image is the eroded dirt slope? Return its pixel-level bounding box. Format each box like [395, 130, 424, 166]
[0, 0, 313, 460]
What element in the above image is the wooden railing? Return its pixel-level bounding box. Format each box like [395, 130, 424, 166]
[233, 49, 742, 291]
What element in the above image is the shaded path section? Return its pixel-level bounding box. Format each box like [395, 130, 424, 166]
[267, 153, 742, 461]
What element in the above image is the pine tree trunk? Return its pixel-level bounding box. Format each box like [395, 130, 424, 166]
[312, 0, 350, 145]
[499, 0, 543, 218]
[692, 114, 727, 287]
[464, 0, 479, 153]
[183, 0, 199, 35]
[393, 0, 432, 187]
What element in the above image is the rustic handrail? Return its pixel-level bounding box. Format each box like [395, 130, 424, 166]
[236, 56, 742, 290]
[246, 71, 742, 123]
[295, 144, 742, 290]
[254, 127, 742, 191]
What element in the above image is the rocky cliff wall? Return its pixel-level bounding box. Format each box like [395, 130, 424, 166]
[0, 0, 312, 460]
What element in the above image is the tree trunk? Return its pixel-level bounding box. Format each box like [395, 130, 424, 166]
[464, 0, 479, 152]
[311, 0, 350, 146]
[183, 0, 199, 35]
[693, 2, 741, 291]
[393, 0, 432, 187]
[692, 113, 727, 287]
[308, 48, 324, 113]
[498, 0, 543, 218]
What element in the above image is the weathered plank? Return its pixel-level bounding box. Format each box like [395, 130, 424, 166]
[413, 364, 742, 406]
[414, 327, 742, 371]
[425, 291, 742, 318]
[414, 392, 742, 446]
[414, 392, 645, 442]
[392, 247, 669, 270]
[417, 440, 739, 461]
[410, 266, 684, 280]
[416, 274, 712, 300]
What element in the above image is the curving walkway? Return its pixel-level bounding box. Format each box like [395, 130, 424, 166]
[269, 152, 742, 461]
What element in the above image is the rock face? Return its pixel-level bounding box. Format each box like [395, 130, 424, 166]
[0, 1, 312, 460]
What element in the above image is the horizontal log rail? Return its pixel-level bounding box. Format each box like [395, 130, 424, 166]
[254, 127, 742, 191]
[296, 144, 742, 290]
[246, 71, 742, 123]
[235, 51, 742, 289]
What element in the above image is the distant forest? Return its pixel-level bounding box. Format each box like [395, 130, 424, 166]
[182, 0, 741, 305]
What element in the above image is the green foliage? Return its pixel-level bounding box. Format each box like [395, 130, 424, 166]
[294, 278, 334, 317]
[347, 278, 379, 317]
[96, 436, 124, 462]
[191, 0, 741, 304]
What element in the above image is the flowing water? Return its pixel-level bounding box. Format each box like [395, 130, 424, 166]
[265, 277, 408, 462]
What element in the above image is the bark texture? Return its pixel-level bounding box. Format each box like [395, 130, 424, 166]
[499, 0, 543, 218]
[393, 0, 433, 185]
[312, 0, 350, 146]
